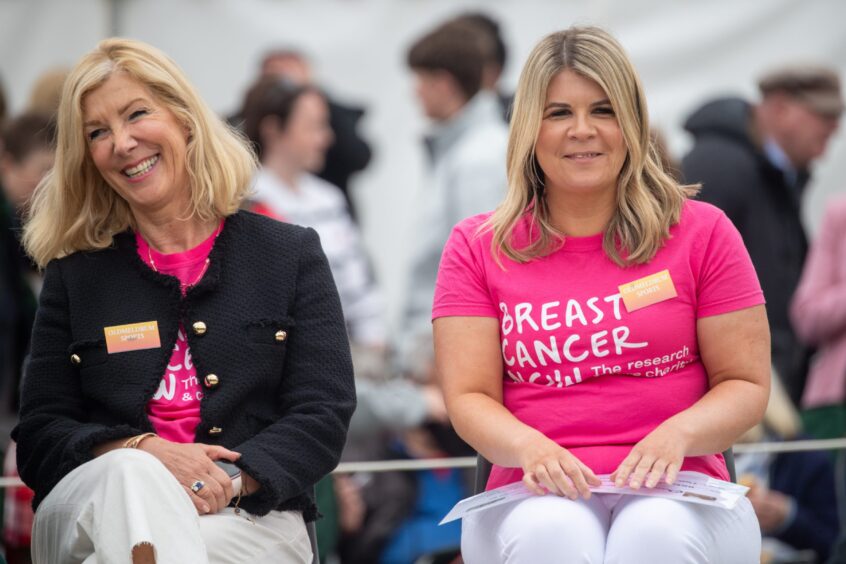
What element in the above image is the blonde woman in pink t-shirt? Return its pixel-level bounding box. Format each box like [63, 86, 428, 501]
[433, 27, 770, 563]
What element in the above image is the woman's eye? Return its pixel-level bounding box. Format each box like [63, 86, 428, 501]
[87, 129, 104, 141]
[129, 109, 148, 120]
[547, 109, 571, 118]
[594, 106, 615, 116]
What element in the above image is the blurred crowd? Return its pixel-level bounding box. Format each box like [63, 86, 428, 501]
[1, 11, 845, 564]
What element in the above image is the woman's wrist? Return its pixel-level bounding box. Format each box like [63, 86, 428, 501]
[241, 472, 261, 496]
[123, 432, 157, 449]
[136, 435, 165, 454]
[656, 415, 696, 456]
[515, 429, 561, 469]
[92, 438, 126, 457]
[93, 432, 160, 457]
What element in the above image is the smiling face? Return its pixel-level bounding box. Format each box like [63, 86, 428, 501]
[82, 72, 191, 220]
[535, 69, 627, 206]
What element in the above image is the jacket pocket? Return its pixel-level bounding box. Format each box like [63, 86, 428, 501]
[68, 339, 108, 369]
[245, 318, 295, 348]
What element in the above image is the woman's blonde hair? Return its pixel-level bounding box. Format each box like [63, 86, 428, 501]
[24, 38, 257, 268]
[488, 26, 698, 266]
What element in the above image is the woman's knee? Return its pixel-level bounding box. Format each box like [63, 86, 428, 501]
[98, 448, 167, 475]
[496, 496, 607, 563]
[94, 448, 177, 493]
[605, 497, 754, 564]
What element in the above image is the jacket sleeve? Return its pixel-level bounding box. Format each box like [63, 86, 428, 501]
[233, 227, 356, 515]
[790, 201, 846, 345]
[12, 259, 141, 504]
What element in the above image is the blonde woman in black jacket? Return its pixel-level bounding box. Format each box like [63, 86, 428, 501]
[13, 38, 355, 564]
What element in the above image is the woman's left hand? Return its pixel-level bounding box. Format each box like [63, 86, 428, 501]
[611, 422, 688, 489]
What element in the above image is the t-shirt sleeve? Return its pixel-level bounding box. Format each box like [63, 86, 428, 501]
[432, 223, 499, 319]
[696, 211, 765, 318]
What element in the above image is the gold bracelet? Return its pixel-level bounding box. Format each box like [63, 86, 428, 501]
[122, 432, 157, 449]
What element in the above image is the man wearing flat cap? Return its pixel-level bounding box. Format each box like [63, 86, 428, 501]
[682, 65, 843, 407]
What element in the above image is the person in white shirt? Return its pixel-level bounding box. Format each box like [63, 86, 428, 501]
[239, 78, 445, 448]
[400, 20, 509, 379]
[241, 78, 383, 347]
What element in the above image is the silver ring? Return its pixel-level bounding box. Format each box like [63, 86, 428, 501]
[190, 480, 205, 494]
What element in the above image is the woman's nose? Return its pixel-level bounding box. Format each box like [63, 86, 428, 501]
[568, 112, 596, 139]
[113, 126, 138, 155]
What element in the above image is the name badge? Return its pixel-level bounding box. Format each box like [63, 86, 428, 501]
[104, 321, 161, 354]
[618, 269, 677, 312]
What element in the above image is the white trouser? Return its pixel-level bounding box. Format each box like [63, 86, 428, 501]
[31, 449, 312, 564]
[462, 492, 761, 563]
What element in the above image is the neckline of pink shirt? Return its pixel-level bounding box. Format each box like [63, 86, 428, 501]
[135, 221, 223, 274]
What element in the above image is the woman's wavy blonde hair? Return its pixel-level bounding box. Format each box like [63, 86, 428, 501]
[24, 38, 257, 268]
[488, 26, 698, 266]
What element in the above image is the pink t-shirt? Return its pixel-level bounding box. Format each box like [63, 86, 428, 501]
[433, 200, 764, 489]
[135, 224, 221, 443]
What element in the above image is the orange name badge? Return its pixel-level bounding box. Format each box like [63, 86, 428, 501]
[104, 321, 161, 354]
[618, 269, 678, 313]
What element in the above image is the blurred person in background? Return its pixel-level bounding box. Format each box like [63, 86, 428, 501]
[356, 19, 510, 563]
[792, 196, 846, 440]
[241, 77, 385, 359]
[399, 19, 508, 383]
[682, 66, 843, 407]
[257, 49, 372, 221]
[25, 67, 68, 117]
[240, 76, 446, 454]
[448, 12, 513, 122]
[14, 38, 355, 563]
[240, 76, 447, 564]
[791, 195, 846, 564]
[0, 112, 55, 564]
[736, 372, 839, 563]
[0, 113, 55, 403]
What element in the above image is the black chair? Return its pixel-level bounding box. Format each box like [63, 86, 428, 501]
[723, 448, 737, 483]
[474, 448, 737, 494]
[307, 519, 319, 564]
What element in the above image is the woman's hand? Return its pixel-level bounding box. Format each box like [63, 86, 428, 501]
[335, 474, 366, 533]
[520, 435, 600, 499]
[140, 437, 241, 514]
[747, 485, 792, 533]
[612, 422, 687, 489]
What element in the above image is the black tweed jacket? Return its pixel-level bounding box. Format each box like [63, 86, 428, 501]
[12, 211, 356, 519]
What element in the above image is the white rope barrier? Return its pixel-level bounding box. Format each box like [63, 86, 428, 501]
[335, 457, 477, 474]
[332, 438, 846, 474]
[1, 438, 845, 489]
[732, 438, 846, 454]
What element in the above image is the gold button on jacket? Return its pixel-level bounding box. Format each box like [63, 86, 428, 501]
[70, 354, 81, 365]
[204, 374, 220, 388]
[209, 427, 223, 435]
[275, 330, 287, 342]
[192, 321, 207, 335]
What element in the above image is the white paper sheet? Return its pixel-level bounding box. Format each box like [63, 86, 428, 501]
[440, 471, 749, 525]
